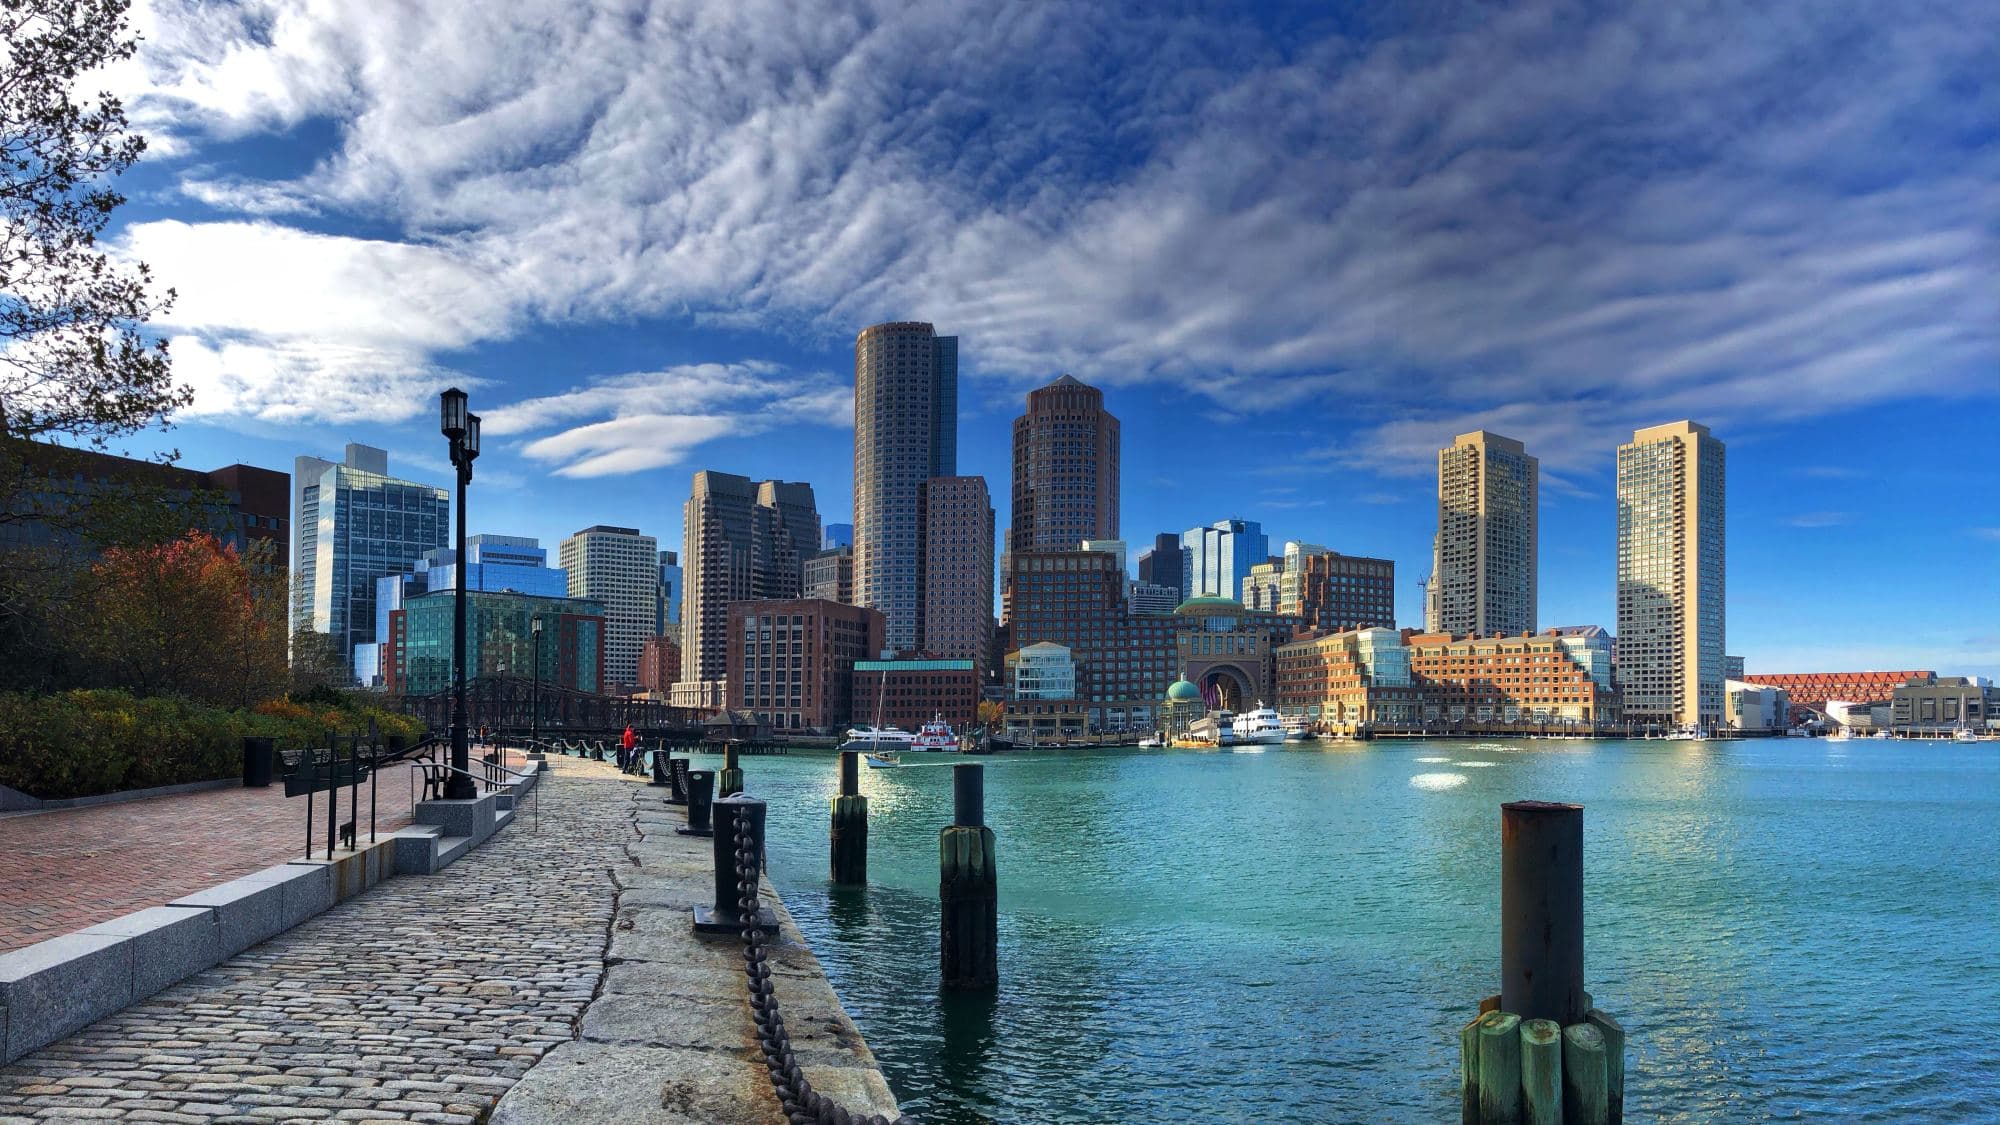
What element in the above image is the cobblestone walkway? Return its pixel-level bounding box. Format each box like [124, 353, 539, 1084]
[0, 758, 637, 1123]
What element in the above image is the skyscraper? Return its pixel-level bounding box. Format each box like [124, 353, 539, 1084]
[1181, 519, 1269, 600]
[1136, 532, 1186, 600]
[681, 471, 820, 683]
[1616, 420, 1726, 729]
[559, 525, 659, 689]
[823, 523, 854, 549]
[920, 475, 995, 670]
[293, 443, 448, 673]
[656, 550, 682, 639]
[1427, 431, 1538, 636]
[1010, 374, 1120, 552]
[853, 321, 957, 652]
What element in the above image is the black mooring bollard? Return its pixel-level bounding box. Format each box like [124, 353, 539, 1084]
[719, 743, 743, 798]
[693, 793, 779, 934]
[1501, 800, 1585, 1025]
[648, 746, 670, 787]
[1458, 800, 1626, 1125]
[940, 762, 997, 989]
[678, 770, 715, 837]
[667, 756, 690, 806]
[830, 751, 867, 885]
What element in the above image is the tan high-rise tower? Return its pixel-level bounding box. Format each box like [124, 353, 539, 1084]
[1616, 421, 1726, 729]
[1427, 431, 1538, 636]
[854, 322, 957, 653]
[560, 525, 659, 689]
[1011, 374, 1120, 552]
[681, 472, 818, 683]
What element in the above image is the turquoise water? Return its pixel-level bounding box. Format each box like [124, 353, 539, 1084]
[683, 739, 2000, 1123]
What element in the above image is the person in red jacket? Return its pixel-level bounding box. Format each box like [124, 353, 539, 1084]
[620, 725, 637, 771]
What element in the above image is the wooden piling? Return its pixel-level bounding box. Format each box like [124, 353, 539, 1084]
[830, 751, 867, 885]
[1586, 1009, 1625, 1123]
[939, 763, 997, 989]
[1520, 1019, 1562, 1125]
[718, 743, 743, 799]
[1460, 1015, 1486, 1125]
[1477, 1012, 1523, 1125]
[1561, 1023, 1608, 1125]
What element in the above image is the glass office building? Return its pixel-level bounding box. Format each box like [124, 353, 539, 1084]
[394, 589, 604, 696]
[293, 444, 448, 673]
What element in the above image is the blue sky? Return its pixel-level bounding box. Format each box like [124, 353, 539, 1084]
[85, 0, 1998, 676]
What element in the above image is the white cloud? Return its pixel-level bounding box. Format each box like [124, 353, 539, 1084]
[103, 0, 1999, 474]
[489, 361, 853, 477]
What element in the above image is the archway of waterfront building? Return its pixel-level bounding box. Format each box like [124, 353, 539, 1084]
[1199, 664, 1256, 713]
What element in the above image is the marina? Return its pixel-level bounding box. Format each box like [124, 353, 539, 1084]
[685, 736, 1998, 1122]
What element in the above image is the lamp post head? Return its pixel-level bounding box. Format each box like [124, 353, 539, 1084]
[440, 387, 468, 438]
[464, 412, 482, 461]
[531, 616, 544, 635]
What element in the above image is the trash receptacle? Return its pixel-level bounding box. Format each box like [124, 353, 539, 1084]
[242, 737, 276, 787]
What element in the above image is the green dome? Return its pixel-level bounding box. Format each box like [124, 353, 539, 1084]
[1174, 596, 1246, 616]
[1166, 678, 1202, 701]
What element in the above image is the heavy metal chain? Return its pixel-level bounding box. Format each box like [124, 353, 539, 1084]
[733, 806, 914, 1125]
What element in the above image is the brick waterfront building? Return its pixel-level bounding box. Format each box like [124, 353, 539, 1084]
[636, 634, 682, 694]
[850, 657, 978, 733]
[1004, 549, 1184, 731]
[1276, 627, 1619, 732]
[725, 599, 884, 733]
[1740, 671, 1933, 714]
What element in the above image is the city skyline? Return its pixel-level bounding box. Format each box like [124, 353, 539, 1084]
[75, 1, 1999, 678]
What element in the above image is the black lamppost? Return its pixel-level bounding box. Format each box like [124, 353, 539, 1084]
[531, 616, 544, 745]
[439, 388, 480, 800]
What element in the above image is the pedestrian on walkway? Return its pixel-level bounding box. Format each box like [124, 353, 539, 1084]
[620, 725, 637, 771]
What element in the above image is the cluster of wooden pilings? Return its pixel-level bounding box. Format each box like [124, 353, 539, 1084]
[1461, 801, 1627, 1124]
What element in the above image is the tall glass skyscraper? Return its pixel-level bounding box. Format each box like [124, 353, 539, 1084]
[293, 443, 448, 675]
[1181, 519, 1269, 601]
[1616, 421, 1726, 729]
[853, 321, 957, 653]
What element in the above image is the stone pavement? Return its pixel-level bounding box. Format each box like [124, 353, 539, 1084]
[0, 764, 424, 953]
[0, 756, 629, 1123]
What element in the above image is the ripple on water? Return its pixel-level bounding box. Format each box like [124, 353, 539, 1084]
[1453, 761, 1499, 767]
[1414, 756, 1450, 763]
[1409, 772, 1468, 790]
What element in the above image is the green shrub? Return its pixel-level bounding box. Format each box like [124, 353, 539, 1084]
[0, 689, 427, 800]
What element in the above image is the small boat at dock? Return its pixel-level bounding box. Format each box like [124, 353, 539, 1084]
[865, 751, 901, 768]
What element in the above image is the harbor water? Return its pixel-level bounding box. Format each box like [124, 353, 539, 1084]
[688, 738, 2000, 1123]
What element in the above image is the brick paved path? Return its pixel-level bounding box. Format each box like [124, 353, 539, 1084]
[0, 758, 637, 1123]
[0, 747, 537, 952]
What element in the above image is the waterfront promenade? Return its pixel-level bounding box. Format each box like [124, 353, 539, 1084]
[0, 756, 897, 1123]
[0, 762, 424, 953]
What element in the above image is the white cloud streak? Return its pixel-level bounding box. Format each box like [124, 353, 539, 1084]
[102, 0, 2000, 475]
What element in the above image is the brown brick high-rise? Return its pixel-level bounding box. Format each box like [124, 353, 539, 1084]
[1011, 374, 1120, 552]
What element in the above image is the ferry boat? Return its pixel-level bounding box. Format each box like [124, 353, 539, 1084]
[1282, 715, 1315, 742]
[909, 714, 961, 753]
[840, 726, 915, 751]
[865, 751, 901, 769]
[1230, 704, 1287, 745]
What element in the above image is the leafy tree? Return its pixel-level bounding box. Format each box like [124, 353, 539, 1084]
[288, 627, 353, 696]
[976, 698, 1005, 731]
[69, 531, 288, 705]
[2, 0, 183, 453]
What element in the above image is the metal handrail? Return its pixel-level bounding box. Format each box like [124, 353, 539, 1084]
[409, 759, 541, 835]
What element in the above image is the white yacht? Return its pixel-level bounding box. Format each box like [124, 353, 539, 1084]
[1230, 704, 1287, 746]
[1282, 714, 1315, 742]
[840, 726, 916, 751]
[909, 715, 961, 753]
